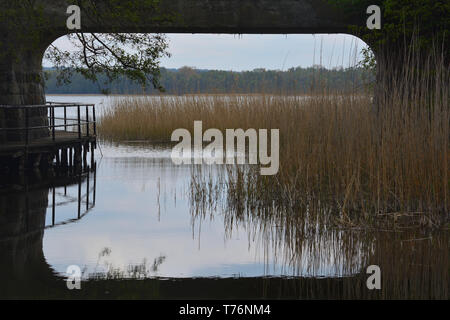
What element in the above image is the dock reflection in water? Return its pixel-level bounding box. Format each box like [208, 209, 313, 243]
[0, 143, 448, 299]
[0, 167, 96, 298]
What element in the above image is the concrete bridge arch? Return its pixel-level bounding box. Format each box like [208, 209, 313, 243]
[0, 0, 369, 104]
[0, 0, 370, 143]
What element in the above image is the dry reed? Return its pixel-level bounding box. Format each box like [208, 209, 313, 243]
[98, 45, 449, 229]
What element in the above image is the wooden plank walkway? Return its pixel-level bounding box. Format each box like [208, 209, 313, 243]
[0, 131, 95, 157]
[1, 103, 97, 170]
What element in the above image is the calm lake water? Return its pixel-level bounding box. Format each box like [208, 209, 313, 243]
[0, 95, 447, 299]
[45, 143, 302, 279]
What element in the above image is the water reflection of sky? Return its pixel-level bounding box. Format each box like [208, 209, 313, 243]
[43, 143, 292, 278]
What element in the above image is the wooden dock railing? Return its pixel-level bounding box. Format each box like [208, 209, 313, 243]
[0, 102, 97, 170]
[47, 166, 97, 229]
[47, 101, 97, 141]
[0, 102, 96, 144]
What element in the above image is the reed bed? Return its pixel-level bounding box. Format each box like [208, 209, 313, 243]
[100, 93, 448, 226]
[99, 48, 449, 230]
[97, 46, 449, 296]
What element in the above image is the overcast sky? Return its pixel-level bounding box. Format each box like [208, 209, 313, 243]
[45, 33, 368, 71]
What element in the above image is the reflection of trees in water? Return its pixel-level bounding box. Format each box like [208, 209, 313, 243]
[189, 165, 449, 298]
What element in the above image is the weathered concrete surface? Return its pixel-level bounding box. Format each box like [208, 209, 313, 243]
[0, 45, 49, 141]
[0, 0, 363, 144]
[40, 0, 356, 34]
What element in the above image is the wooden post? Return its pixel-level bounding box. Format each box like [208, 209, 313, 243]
[52, 186, 56, 226]
[83, 143, 88, 170]
[85, 105, 89, 137]
[55, 149, 60, 167]
[86, 169, 90, 211]
[77, 174, 81, 219]
[74, 145, 82, 169]
[52, 105, 55, 141]
[91, 141, 95, 167]
[93, 105, 97, 136]
[69, 147, 73, 168]
[61, 148, 67, 168]
[64, 106, 67, 131]
[77, 105, 81, 139]
[47, 153, 53, 169]
[93, 162, 96, 205]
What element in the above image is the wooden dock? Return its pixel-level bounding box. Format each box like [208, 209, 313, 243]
[0, 102, 97, 170]
[0, 131, 94, 154]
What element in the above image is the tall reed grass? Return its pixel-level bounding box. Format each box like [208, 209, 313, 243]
[98, 45, 449, 229]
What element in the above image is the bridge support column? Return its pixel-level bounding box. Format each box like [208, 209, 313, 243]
[0, 46, 48, 143]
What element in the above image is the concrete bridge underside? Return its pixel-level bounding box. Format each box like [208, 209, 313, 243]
[0, 0, 364, 104]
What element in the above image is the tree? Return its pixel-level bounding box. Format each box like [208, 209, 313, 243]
[327, 0, 448, 71]
[327, 0, 449, 51]
[44, 0, 173, 92]
[0, 0, 173, 96]
[328, 0, 449, 112]
[0, 0, 175, 143]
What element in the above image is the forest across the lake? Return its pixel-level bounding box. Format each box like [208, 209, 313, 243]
[44, 66, 373, 95]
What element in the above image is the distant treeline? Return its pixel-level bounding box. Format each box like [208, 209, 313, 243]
[44, 66, 373, 95]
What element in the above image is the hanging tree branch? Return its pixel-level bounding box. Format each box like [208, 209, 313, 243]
[44, 0, 174, 93]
